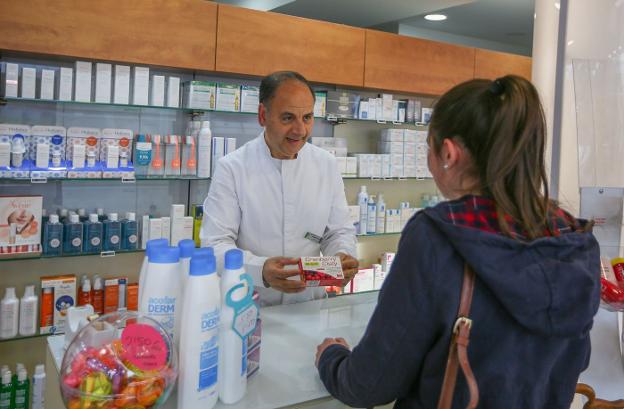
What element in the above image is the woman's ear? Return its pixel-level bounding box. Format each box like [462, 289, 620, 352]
[441, 138, 463, 169]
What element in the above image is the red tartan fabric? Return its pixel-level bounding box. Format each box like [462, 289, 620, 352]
[444, 195, 581, 240]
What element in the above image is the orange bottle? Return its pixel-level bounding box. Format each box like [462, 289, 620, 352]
[40, 287, 54, 328]
[92, 275, 104, 314]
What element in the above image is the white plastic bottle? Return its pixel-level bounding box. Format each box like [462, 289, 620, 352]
[138, 238, 169, 307]
[376, 193, 386, 234]
[31, 364, 45, 409]
[174, 239, 195, 347]
[0, 287, 19, 339]
[367, 195, 377, 234]
[178, 254, 221, 409]
[18, 285, 38, 336]
[140, 246, 181, 340]
[357, 186, 368, 235]
[218, 249, 248, 404]
[197, 121, 212, 178]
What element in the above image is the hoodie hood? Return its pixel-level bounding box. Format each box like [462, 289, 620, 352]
[423, 203, 601, 337]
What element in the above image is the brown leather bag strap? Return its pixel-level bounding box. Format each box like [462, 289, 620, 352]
[436, 263, 479, 409]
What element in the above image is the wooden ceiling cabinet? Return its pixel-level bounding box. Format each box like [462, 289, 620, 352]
[364, 30, 475, 96]
[215, 4, 366, 87]
[474, 49, 532, 80]
[0, 0, 218, 71]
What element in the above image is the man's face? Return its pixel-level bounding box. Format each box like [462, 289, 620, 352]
[259, 80, 315, 159]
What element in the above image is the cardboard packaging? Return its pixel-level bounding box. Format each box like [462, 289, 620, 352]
[299, 256, 344, 286]
[0, 195, 42, 256]
[326, 91, 358, 119]
[21, 67, 36, 99]
[59, 67, 73, 101]
[183, 81, 216, 110]
[3, 63, 19, 98]
[104, 277, 127, 314]
[216, 83, 241, 112]
[240, 85, 259, 113]
[132, 67, 150, 105]
[74, 61, 92, 103]
[95, 63, 112, 103]
[113, 65, 130, 104]
[40, 275, 77, 334]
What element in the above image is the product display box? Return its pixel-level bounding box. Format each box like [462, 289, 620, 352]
[66, 127, 102, 178]
[240, 85, 259, 113]
[326, 91, 358, 119]
[0, 123, 32, 179]
[314, 91, 327, 118]
[0, 195, 42, 257]
[40, 275, 77, 334]
[216, 83, 241, 112]
[2, 62, 19, 98]
[299, 256, 344, 286]
[100, 128, 134, 178]
[29, 125, 68, 179]
[183, 81, 216, 110]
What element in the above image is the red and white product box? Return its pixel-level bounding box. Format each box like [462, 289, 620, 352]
[299, 256, 344, 286]
[0, 195, 42, 257]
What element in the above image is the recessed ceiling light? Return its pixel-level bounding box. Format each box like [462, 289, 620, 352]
[424, 14, 447, 21]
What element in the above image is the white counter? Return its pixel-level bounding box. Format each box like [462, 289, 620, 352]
[48, 291, 378, 409]
[47, 293, 624, 408]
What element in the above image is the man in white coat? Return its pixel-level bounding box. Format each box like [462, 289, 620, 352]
[201, 71, 358, 306]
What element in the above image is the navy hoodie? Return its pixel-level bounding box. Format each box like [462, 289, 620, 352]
[318, 198, 601, 408]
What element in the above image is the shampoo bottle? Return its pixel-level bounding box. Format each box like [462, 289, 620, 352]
[31, 364, 45, 409]
[82, 213, 103, 254]
[121, 212, 138, 251]
[18, 285, 38, 336]
[218, 249, 248, 404]
[43, 214, 63, 256]
[63, 214, 83, 255]
[13, 369, 28, 409]
[0, 287, 19, 339]
[357, 186, 368, 235]
[178, 254, 220, 409]
[92, 275, 103, 315]
[140, 246, 181, 339]
[367, 195, 377, 234]
[138, 238, 168, 307]
[103, 212, 121, 251]
[0, 371, 11, 409]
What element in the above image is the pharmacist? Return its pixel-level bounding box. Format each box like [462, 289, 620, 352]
[201, 71, 358, 306]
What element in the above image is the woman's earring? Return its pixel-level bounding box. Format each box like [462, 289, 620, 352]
[443, 164, 449, 170]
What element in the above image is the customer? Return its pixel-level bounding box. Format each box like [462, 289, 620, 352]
[202, 71, 358, 306]
[315, 76, 600, 408]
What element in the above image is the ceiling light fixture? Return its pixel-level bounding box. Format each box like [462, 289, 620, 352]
[424, 14, 447, 21]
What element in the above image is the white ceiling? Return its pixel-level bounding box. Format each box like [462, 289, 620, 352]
[214, 0, 535, 56]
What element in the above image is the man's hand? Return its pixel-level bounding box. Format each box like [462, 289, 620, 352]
[262, 257, 306, 293]
[336, 252, 359, 287]
[315, 337, 351, 367]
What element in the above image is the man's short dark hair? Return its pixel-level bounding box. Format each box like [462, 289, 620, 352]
[259, 71, 316, 108]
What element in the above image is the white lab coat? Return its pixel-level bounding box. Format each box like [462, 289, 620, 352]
[201, 133, 357, 306]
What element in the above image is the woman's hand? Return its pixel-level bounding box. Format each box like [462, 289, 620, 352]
[315, 337, 351, 367]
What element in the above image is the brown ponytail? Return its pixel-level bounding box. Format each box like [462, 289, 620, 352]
[429, 75, 552, 240]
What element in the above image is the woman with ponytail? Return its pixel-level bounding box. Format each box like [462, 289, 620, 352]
[315, 76, 600, 408]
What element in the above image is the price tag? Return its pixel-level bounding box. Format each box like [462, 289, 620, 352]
[233, 303, 259, 339]
[226, 273, 258, 340]
[121, 323, 168, 371]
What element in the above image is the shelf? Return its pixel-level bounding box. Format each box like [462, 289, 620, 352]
[343, 177, 432, 181]
[0, 176, 432, 184]
[0, 175, 211, 184]
[2, 97, 425, 127]
[0, 332, 50, 344]
[0, 249, 144, 262]
[325, 116, 429, 127]
[1, 96, 258, 116]
[356, 232, 401, 237]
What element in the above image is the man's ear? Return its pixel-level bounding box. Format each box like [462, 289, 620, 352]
[258, 103, 267, 127]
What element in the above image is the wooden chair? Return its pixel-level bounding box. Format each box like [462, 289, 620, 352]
[576, 384, 624, 409]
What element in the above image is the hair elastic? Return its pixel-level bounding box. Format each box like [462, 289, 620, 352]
[488, 79, 504, 96]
